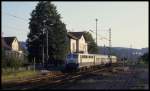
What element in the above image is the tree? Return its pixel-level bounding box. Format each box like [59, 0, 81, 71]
[111, 52, 117, 56]
[83, 31, 98, 54]
[27, 1, 69, 65]
[140, 52, 149, 63]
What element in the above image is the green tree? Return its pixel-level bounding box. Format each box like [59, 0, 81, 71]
[27, 1, 69, 65]
[83, 31, 98, 54]
[140, 52, 149, 63]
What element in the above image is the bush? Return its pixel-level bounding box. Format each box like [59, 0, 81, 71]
[2, 55, 27, 70]
[140, 52, 149, 64]
[2, 59, 7, 68]
[8, 56, 24, 69]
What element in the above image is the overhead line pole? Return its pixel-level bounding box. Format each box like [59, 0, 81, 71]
[96, 18, 98, 46]
[42, 29, 45, 69]
[42, 20, 46, 69]
[130, 44, 132, 63]
[109, 28, 112, 63]
[46, 27, 49, 68]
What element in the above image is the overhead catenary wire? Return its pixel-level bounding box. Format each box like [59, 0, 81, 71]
[2, 25, 29, 38]
[3, 12, 29, 22]
[3, 12, 110, 48]
[3, 25, 28, 31]
[89, 30, 108, 40]
[85, 30, 109, 47]
[2, 25, 28, 40]
[3, 27, 29, 34]
[89, 29, 109, 50]
[3, 20, 29, 27]
[2, 12, 30, 37]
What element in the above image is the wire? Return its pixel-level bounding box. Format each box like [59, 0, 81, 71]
[3, 12, 29, 22]
[89, 30, 108, 40]
[3, 25, 28, 31]
[3, 26, 28, 33]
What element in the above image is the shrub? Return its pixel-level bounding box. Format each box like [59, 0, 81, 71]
[139, 52, 149, 64]
[2, 55, 26, 70]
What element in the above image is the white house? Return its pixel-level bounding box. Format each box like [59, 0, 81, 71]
[67, 32, 88, 54]
[2, 36, 24, 58]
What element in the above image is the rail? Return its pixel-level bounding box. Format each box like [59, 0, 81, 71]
[2, 62, 122, 90]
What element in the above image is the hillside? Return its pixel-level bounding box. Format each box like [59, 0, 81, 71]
[98, 46, 148, 61]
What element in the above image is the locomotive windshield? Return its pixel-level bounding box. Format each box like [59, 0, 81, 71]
[67, 53, 78, 59]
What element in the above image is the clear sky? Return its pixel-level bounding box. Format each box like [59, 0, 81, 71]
[2, 1, 148, 49]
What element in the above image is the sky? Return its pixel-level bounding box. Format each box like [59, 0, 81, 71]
[2, 1, 149, 49]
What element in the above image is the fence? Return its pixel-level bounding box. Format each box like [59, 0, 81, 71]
[4, 50, 27, 61]
[2, 65, 35, 74]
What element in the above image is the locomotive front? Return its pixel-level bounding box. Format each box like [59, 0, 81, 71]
[65, 53, 79, 70]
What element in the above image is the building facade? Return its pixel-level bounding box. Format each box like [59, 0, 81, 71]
[67, 32, 88, 54]
[2, 37, 24, 58]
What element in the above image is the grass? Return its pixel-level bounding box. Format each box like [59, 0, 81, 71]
[2, 70, 39, 82]
[124, 60, 148, 68]
[135, 61, 149, 68]
[131, 78, 148, 89]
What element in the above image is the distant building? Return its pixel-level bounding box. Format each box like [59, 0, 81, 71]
[67, 32, 88, 53]
[2, 36, 25, 58]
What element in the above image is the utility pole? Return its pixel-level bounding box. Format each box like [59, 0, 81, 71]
[34, 57, 35, 72]
[130, 44, 133, 65]
[42, 20, 46, 69]
[42, 30, 45, 69]
[130, 44, 132, 60]
[95, 18, 98, 46]
[46, 28, 49, 68]
[123, 56, 125, 68]
[109, 28, 112, 63]
[104, 44, 105, 55]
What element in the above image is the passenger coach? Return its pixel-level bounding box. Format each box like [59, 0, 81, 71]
[65, 53, 117, 70]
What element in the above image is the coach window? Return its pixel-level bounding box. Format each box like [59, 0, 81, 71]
[85, 55, 87, 58]
[81, 55, 83, 58]
[87, 56, 89, 58]
[82, 55, 84, 58]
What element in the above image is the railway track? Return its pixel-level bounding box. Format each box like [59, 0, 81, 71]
[34, 65, 119, 90]
[2, 62, 122, 90]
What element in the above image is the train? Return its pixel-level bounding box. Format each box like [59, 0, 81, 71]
[65, 53, 117, 70]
